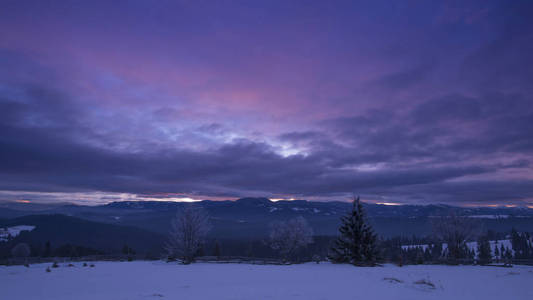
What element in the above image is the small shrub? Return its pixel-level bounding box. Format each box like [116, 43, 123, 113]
[11, 243, 31, 258]
[67, 263, 74, 267]
[24, 263, 30, 268]
[393, 254, 403, 267]
[52, 262, 59, 268]
[384, 277, 403, 283]
[46, 267, 51, 273]
[127, 256, 133, 262]
[312, 254, 321, 264]
[83, 262, 88, 267]
[89, 264, 95, 267]
[414, 279, 435, 289]
[395, 261, 403, 267]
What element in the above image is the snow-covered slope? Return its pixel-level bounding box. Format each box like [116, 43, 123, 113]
[0, 225, 35, 242]
[0, 261, 531, 300]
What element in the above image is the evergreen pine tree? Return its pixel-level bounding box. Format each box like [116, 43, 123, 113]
[423, 247, 432, 262]
[43, 241, 51, 258]
[431, 242, 443, 261]
[504, 247, 513, 262]
[213, 240, 221, 259]
[527, 233, 533, 259]
[415, 247, 424, 264]
[477, 236, 492, 265]
[328, 196, 377, 266]
[467, 246, 475, 262]
[510, 228, 523, 258]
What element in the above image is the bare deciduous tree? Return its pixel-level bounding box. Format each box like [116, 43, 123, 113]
[11, 243, 31, 258]
[165, 205, 210, 264]
[431, 212, 481, 261]
[269, 216, 314, 262]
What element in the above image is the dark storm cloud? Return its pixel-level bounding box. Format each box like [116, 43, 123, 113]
[280, 90, 533, 204]
[376, 180, 533, 205]
[0, 82, 532, 205]
[320, 92, 533, 163]
[279, 131, 325, 143]
[409, 93, 533, 156]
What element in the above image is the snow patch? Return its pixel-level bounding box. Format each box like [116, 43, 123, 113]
[467, 215, 509, 219]
[0, 225, 36, 242]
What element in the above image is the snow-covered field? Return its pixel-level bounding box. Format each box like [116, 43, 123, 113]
[1, 261, 532, 300]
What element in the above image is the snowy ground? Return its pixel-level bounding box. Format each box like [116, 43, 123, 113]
[1, 261, 532, 300]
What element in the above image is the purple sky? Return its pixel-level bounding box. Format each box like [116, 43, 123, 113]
[1, 0, 532, 206]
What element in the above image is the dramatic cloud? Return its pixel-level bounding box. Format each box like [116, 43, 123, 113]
[0, 0, 532, 206]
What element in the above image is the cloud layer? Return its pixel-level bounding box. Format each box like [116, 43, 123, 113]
[0, 0, 532, 205]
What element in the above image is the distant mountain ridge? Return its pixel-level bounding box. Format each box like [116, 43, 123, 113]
[103, 197, 533, 218]
[1, 198, 533, 238]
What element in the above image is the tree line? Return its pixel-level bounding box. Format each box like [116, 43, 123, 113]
[165, 196, 377, 265]
[165, 196, 533, 266]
